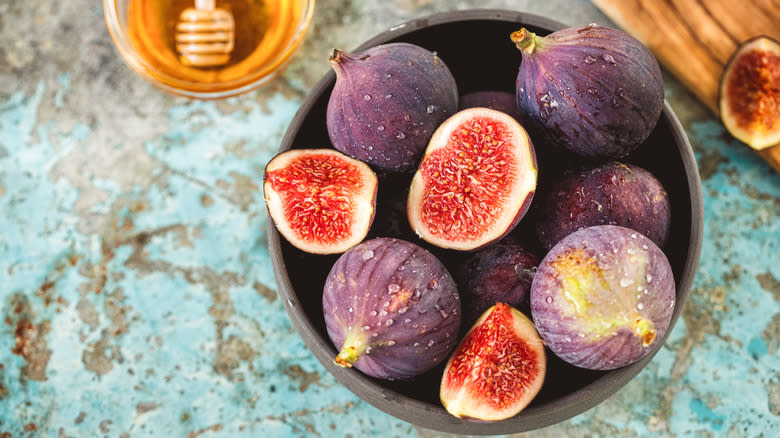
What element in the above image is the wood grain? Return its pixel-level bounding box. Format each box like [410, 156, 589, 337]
[592, 0, 780, 173]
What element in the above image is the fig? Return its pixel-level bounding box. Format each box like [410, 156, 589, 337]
[719, 35, 780, 150]
[440, 303, 546, 422]
[263, 148, 377, 255]
[327, 43, 459, 172]
[530, 225, 675, 370]
[535, 162, 671, 251]
[511, 24, 664, 160]
[456, 242, 540, 325]
[407, 107, 538, 251]
[323, 237, 461, 380]
[459, 91, 520, 120]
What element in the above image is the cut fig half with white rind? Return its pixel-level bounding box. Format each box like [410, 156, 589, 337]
[440, 303, 546, 422]
[407, 107, 537, 251]
[263, 148, 378, 255]
[719, 35, 780, 151]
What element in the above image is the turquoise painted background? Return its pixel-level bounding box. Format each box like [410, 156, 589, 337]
[0, 1, 778, 437]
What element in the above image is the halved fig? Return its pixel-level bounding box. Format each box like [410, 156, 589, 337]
[440, 302, 546, 422]
[407, 108, 537, 251]
[719, 36, 780, 150]
[263, 148, 377, 254]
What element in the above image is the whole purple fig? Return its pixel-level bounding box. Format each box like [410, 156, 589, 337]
[456, 242, 540, 325]
[323, 237, 461, 380]
[511, 24, 664, 160]
[535, 162, 671, 251]
[530, 225, 675, 370]
[327, 43, 458, 172]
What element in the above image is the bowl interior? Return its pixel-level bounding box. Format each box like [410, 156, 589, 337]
[271, 10, 702, 435]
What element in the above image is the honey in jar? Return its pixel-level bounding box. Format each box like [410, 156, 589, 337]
[125, 0, 310, 94]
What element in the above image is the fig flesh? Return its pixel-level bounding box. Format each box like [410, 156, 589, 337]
[530, 225, 675, 370]
[719, 35, 780, 150]
[323, 237, 461, 380]
[407, 107, 538, 251]
[459, 91, 520, 120]
[456, 242, 540, 325]
[440, 303, 546, 422]
[327, 43, 459, 172]
[263, 148, 377, 255]
[511, 25, 664, 160]
[535, 162, 671, 251]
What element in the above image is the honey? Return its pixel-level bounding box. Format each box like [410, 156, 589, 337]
[125, 0, 308, 93]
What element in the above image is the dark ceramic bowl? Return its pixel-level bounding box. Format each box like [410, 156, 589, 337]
[269, 9, 703, 435]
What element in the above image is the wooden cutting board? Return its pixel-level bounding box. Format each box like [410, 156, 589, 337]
[592, 0, 780, 173]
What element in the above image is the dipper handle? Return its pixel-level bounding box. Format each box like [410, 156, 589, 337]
[175, 0, 235, 67]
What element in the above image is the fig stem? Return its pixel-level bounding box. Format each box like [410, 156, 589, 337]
[329, 48, 344, 64]
[334, 333, 367, 368]
[511, 28, 540, 54]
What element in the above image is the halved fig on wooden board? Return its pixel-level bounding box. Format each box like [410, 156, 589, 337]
[719, 36, 780, 151]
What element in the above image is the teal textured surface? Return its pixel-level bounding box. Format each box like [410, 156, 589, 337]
[1, 1, 778, 437]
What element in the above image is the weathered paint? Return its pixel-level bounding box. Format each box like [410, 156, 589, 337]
[1, 1, 778, 437]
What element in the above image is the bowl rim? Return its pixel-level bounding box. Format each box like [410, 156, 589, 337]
[102, 0, 316, 99]
[270, 8, 704, 435]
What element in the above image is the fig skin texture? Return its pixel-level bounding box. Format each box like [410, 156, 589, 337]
[535, 162, 671, 251]
[263, 148, 377, 255]
[323, 237, 462, 380]
[456, 242, 540, 325]
[459, 91, 520, 120]
[327, 43, 459, 173]
[407, 107, 538, 251]
[719, 35, 780, 151]
[440, 303, 546, 422]
[511, 25, 664, 160]
[530, 225, 676, 370]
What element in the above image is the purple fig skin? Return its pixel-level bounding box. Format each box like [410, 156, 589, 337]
[323, 237, 462, 380]
[456, 243, 540, 325]
[327, 43, 459, 173]
[530, 225, 675, 370]
[459, 91, 520, 120]
[512, 25, 664, 160]
[535, 162, 671, 251]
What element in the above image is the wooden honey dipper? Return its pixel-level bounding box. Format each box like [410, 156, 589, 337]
[175, 0, 235, 68]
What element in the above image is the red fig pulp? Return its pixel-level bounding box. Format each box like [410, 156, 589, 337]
[440, 303, 546, 422]
[407, 107, 537, 251]
[719, 36, 780, 150]
[263, 149, 377, 254]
